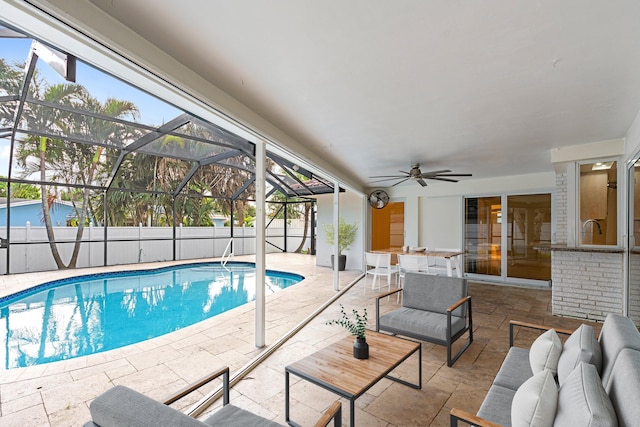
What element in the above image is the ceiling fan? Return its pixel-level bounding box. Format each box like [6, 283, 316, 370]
[370, 163, 472, 187]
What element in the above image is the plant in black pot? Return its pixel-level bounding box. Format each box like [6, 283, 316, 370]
[326, 304, 369, 359]
[323, 217, 358, 271]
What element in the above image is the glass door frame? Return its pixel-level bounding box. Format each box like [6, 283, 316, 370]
[625, 153, 639, 317]
[463, 189, 555, 287]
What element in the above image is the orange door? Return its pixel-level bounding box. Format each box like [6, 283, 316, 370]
[372, 202, 404, 250]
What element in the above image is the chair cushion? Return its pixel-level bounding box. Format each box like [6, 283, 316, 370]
[402, 272, 467, 316]
[605, 348, 640, 427]
[89, 385, 205, 427]
[529, 329, 562, 375]
[378, 307, 466, 342]
[598, 314, 640, 389]
[557, 324, 602, 386]
[511, 369, 558, 427]
[554, 363, 617, 427]
[203, 404, 283, 426]
[477, 384, 516, 427]
[493, 347, 533, 391]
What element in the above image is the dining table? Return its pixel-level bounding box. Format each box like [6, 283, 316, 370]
[373, 247, 463, 278]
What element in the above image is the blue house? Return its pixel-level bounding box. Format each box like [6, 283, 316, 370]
[0, 199, 77, 227]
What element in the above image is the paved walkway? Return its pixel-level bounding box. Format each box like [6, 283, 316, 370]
[0, 253, 595, 426]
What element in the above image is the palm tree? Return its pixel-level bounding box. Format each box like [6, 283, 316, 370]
[14, 73, 139, 268]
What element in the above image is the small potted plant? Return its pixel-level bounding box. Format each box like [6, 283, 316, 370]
[323, 217, 358, 271]
[326, 304, 369, 359]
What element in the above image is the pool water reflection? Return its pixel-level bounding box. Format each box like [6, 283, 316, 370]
[0, 262, 303, 369]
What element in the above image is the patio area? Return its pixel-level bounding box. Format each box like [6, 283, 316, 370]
[0, 253, 597, 426]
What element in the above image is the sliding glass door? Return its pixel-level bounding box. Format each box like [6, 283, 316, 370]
[465, 193, 551, 284]
[506, 194, 552, 281]
[628, 159, 640, 324]
[465, 196, 502, 277]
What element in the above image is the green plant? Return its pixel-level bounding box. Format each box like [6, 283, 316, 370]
[326, 304, 368, 339]
[323, 217, 358, 255]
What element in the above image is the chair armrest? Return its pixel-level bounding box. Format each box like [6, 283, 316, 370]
[164, 366, 230, 406]
[376, 288, 402, 299]
[509, 320, 574, 347]
[449, 408, 503, 427]
[375, 289, 403, 332]
[447, 296, 471, 312]
[313, 401, 342, 427]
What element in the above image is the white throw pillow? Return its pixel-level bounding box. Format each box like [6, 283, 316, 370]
[554, 362, 617, 427]
[529, 329, 562, 375]
[511, 369, 558, 427]
[556, 324, 602, 385]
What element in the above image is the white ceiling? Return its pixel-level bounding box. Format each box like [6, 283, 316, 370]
[83, 1, 640, 188]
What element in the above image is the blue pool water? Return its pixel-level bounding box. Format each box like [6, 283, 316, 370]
[0, 262, 303, 369]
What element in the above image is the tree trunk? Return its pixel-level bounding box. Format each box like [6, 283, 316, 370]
[67, 187, 89, 268]
[294, 202, 311, 253]
[39, 140, 66, 269]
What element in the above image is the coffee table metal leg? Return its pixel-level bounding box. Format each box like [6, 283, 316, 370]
[285, 370, 293, 426]
[350, 398, 355, 427]
[384, 343, 422, 389]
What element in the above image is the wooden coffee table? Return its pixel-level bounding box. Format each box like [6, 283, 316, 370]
[285, 331, 421, 427]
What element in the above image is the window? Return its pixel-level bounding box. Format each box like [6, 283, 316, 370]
[579, 160, 618, 245]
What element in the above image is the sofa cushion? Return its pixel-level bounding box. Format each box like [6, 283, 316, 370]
[90, 385, 205, 427]
[554, 362, 617, 427]
[402, 272, 467, 316]
[529, 329, 562, 375]
[378, 307, 466, 341]
[605, 348, 640, 427]
[511, 369, 558, 427]
[203, 404, 283, 426]
[477, 384, 516, 427]
[598, 314, 640, 389]
[557, 324, 602, 385]
[493, 347, 533, 391]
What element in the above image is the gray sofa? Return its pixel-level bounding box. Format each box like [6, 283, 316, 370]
[84, 366, 342, 427]
[375, 272, 473, 367]
[450, 314, 640, 427]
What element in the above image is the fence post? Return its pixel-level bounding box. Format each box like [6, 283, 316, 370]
[138, 222, 142, 263]
[88, 221, 92, 267]
[179, 223, 182, 260]
[25, 221, 30, 272]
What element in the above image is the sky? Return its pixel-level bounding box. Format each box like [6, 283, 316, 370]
[0, 31, 183, 177]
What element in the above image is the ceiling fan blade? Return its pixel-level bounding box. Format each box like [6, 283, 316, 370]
[428, 176, 459, 183]
[420, 169, 451, 176]
[391, 177, 411, 187]
[435, 173, 473, 177]
[369, 177, 404, 184]
[369, 174, 406, 178]
[398, 170, 410, 175]
[416, 178, 428, 187]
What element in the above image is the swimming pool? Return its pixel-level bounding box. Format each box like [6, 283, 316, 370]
[0, 262, 303, 369]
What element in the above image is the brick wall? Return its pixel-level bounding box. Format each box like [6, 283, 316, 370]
[555, 172, 567, 244]
[552, 250, 624, 322]
[629, 253, 640, 325]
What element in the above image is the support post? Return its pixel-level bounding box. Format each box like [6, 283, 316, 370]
[333, 180, 340, 291]
[172, 198, 177, 261]
[283, 201, 288, 252]
[255, 140, 266, 348]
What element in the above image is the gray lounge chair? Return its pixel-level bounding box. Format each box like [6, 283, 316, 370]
[84, 366, 341, 427]
[376, 272, 473, 367]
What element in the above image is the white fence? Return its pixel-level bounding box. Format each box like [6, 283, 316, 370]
[1, 222, 312, 274]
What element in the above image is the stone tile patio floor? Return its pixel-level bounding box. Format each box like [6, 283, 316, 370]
[0, 253, 598, 426]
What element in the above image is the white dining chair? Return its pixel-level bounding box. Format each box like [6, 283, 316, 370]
[428, 248, 461, 277]
[365, 252, 399, 292]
